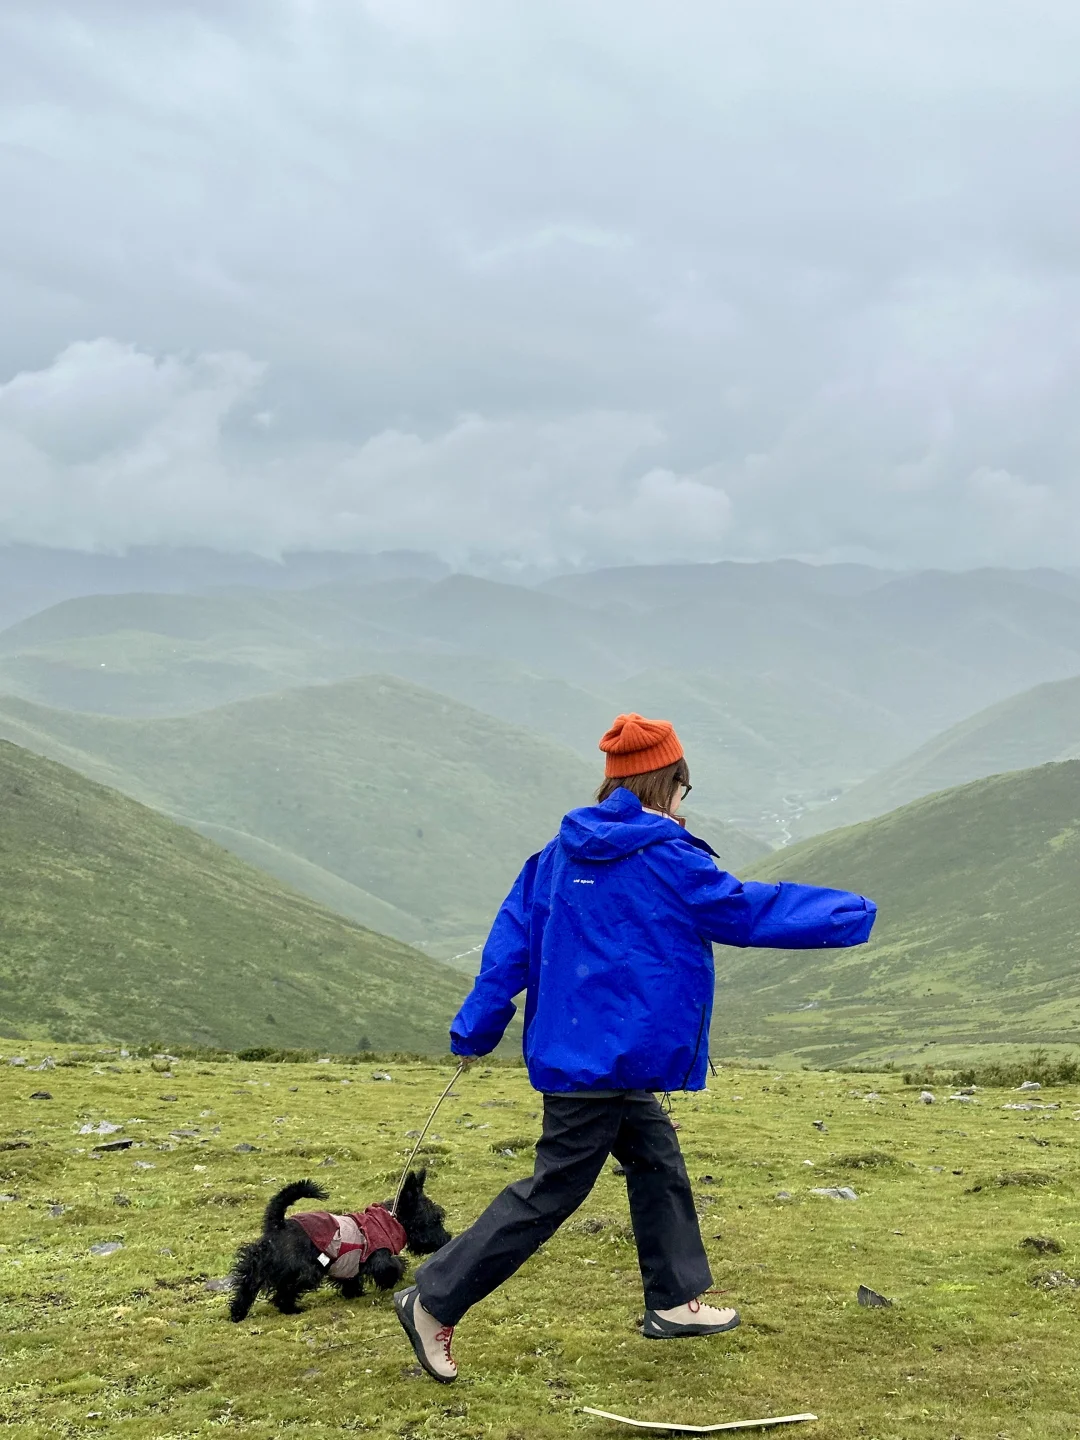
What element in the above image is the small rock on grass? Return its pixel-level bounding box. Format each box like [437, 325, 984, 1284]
[920, 1091, 935, 1104]
[204, 1277, 233, 1292]
[1021, 1236, 1063, 1255]
[90, 1242, 123, 1257]
[1031, 1270, 1080, 1290]
[810, 1186, 858, 1201]
[233, 1143, 259, 1153]
[372, 1071, 392, 1082]
[857, 1284, 893, 1308]
[29, 1091, 52, 1100]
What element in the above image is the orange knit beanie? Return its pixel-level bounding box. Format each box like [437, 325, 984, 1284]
[599, 712, 684, 778]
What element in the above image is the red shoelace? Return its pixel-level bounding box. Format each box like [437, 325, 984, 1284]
[435, 1325, 455, 1366]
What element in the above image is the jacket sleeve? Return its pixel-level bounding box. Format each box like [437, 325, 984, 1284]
[650, 842, 876, 950]
[449, 854, 538, 1056]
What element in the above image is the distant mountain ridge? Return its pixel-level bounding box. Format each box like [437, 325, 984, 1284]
[797, 673, 1080, 837]
[6, 561, 1080, 843]
[0, 739, 468, 1051]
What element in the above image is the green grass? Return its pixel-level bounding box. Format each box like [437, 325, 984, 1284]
[0, 740, 466, 1053]
[4, 1047, 1080, 1438]
[712, 759, 1080, 1067]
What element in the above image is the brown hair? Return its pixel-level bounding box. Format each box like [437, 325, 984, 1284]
[596, 756, 690, 815]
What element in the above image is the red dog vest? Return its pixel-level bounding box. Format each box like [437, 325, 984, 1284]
[291, 1203, 407, 1279]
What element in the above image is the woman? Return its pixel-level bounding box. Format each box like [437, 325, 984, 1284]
[395, 713, 876, 1382]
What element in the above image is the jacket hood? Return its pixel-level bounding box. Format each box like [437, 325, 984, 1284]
[559, 786, 716, 862]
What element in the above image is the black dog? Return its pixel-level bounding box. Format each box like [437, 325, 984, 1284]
[229, 1169, 450, 1321]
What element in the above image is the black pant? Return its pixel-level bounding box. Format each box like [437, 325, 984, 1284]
[415, 1091, 712, 1326]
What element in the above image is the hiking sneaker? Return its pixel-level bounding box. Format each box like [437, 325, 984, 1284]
[642, 1298, 741, 1339]
[394, 1286, 458, 1382]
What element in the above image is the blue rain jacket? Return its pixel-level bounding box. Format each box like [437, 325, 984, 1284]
[450, 787, 877, 1094]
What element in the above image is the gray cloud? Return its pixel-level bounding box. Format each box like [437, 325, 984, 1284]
[2, 0, 1080, 567]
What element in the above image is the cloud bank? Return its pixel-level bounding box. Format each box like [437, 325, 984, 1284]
[2, 1, 1080, 568]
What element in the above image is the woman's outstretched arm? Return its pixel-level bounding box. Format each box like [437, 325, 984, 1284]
[650, 842, 876, 950]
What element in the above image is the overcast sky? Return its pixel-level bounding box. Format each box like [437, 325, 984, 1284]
[2, 0, 1080, 571]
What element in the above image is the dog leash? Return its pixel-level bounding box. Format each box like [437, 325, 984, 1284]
[391, 1059, 468, 1217]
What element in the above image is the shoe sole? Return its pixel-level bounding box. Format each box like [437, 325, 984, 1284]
[393, 1287, 457, 1383]
[642, 1310, 741, 1339]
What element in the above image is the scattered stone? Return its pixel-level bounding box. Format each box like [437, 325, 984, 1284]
[93, 1139, 134, 1152]
[863, 1092, 882, 1102]
[317, 1058, 331, 1064]
[810, 1186, 858, 1201]
[802, 1160, 815, 1167]
[775, 1191, 792, 1201]
[48, 1203, 65, 1218]
[79, 1121, 123, 1136]
[1031, 1269, 1080, 1291]
[857, 1284, 893, 1308]
[8, 1057, 27, 1066]
[170, 1129, 200, 1139]
[204, 1277, 234, 1292]
[159, 1247, 174, 1257]
[30, 1057, 56, 1071]
[498, 1148, 516, 1158]
[1017, 1081, 1043, 1091]
[159, 1095, 178, 1102]
[732, 1095, 743, 1102]
[919, 1091, 935, 1104]
[0, 1193, 16, 1203]
[288, 1086, 299, 1092]
[698, 1174, 718, 1184]
[1021, 1236, 1063, 1255]
[405, 1130, 422, 1139]
[997, 1170, 1054, 1188]
[29, 1091, 53, 1100]
[812, 1121, 828, 1133]
[371, 1071, 392, 1082]
[134, 1161, 155, 1170]
[90, 1242, 123, 1257]
[948, 1094, 977, 1103]
[233, 1143, 259, 1153]
[319, 1156, 336, 1167]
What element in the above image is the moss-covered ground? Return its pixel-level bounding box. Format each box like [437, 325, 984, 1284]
[3, 1048, 1080, 1439]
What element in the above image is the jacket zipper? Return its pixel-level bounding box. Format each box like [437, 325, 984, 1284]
[680, 1004, 708, 1090]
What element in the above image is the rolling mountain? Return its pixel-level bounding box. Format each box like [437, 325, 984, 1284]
[6, 561, 1080, 843]
[711, 759, 1080, 1066]
[0, 679, 765, 957]
[795, 673, 1080, 837]
[0, 739, 467, 1051]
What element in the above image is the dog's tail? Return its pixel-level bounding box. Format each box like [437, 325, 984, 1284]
[263, 1179, 329, 1232]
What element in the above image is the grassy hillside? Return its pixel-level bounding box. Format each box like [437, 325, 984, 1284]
[0, 740, 466, 1051]
[5, 1049, 1080, 1439]
[0, 679, 763, 954]
[797, 673, 1080, 837]
[711, 760, 1080, 1066]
